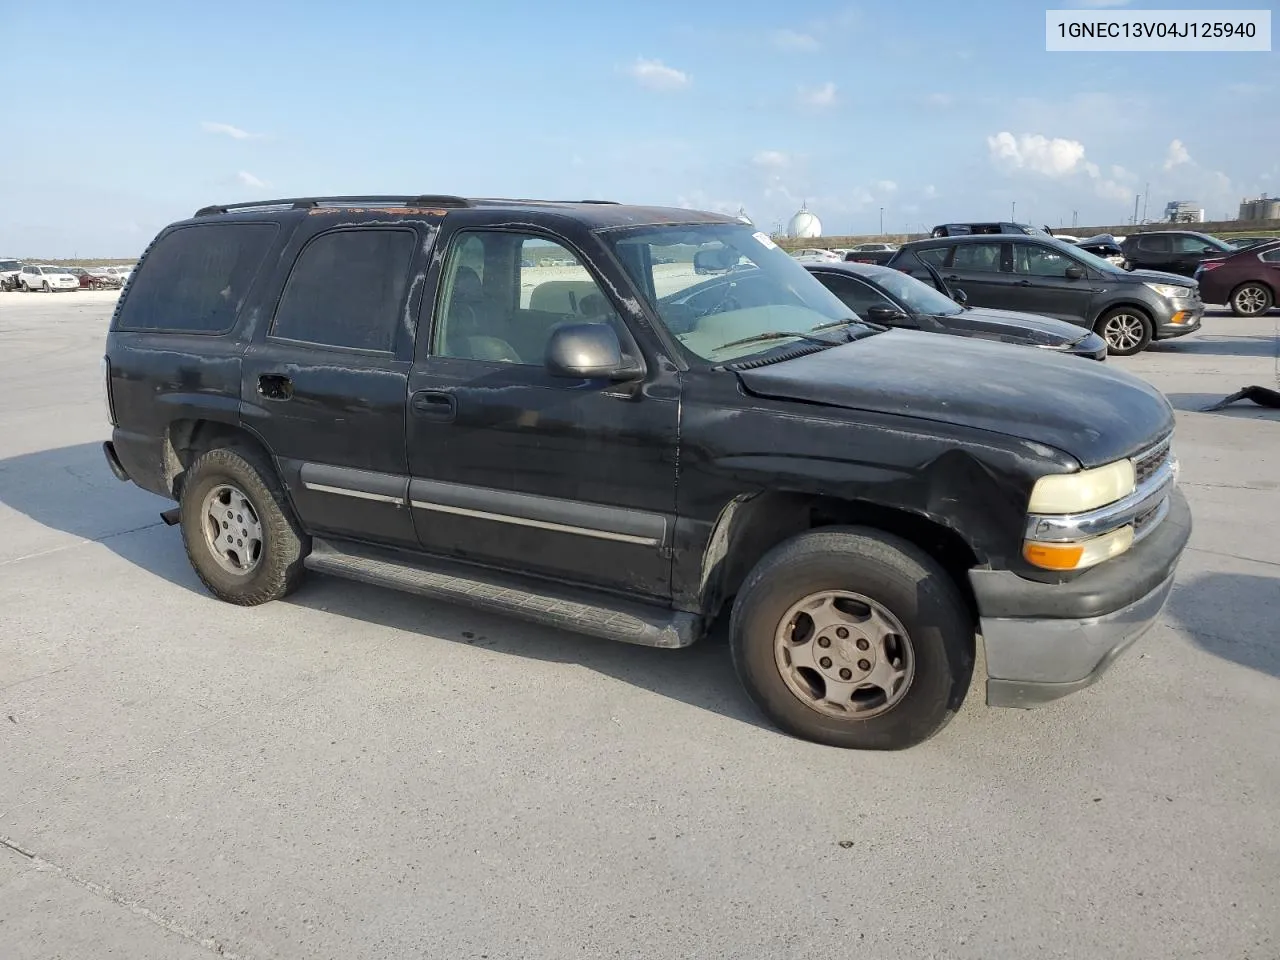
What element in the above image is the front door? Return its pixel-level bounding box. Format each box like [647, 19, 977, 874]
[1007, 241, 1095, 326]
[241, 224, 428, 548]
[406, 226, 679, 600]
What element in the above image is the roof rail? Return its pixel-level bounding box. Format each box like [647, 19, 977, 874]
[193, 195, 473, 217]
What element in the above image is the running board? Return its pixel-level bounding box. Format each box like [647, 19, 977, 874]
[303, 538, 700, 649]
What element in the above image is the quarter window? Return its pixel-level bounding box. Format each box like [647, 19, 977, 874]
[115, 222, 278, 333]
[815, 273, 896, 316]
[1260, 248, 1280, 263]
[271, 229, 415, 352]
[951, 243, 1004, 272]
[434, 231, 622, 365]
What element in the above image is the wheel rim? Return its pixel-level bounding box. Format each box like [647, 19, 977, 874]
[1233, 286, 1268, 315]
[200, 483, 264, 575]
[1103, 313, 1145, 351]
[773, 590, 915, 720]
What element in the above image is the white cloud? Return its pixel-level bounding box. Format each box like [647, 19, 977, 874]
[202, 121, 259, 140]
[1095, 179, 1133, 202]
[773, 29, 819, 51]
[922, 92, 954, 108]
[798, 82, 837, 109]
[628, 57, 689, 91]
[987, 131, 1088, 178]
[1163, 139, 1192, 170]
[1083, 161, 1100, 178]
[923, 184, 938, 199]
[1111, 164, 1131, 180]
[752, 150, 791, 170]
[236, 171, 268, 189]
[876, 180, 898, 194]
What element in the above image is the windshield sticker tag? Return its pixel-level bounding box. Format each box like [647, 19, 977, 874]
[753, 231, 778, 250]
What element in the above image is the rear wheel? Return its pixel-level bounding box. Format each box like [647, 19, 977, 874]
[20, 281, 29, 292]
[1229, 282, 1273, 317]
[729, 527, 974, 750]
[179, 445, 309, 605]
[1096, 307, 1152, 356]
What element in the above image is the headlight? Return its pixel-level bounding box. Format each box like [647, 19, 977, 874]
[1027, 458, 1135, 514]
[1143, 282, 1191, 299]
[1024, 525, 1134, 571]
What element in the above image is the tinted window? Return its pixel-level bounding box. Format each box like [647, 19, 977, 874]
[814, 273, 894, 316]
[1136, 234, 1170, 253]
[1173, 234, 1214, 254]
[914, 246, 949, 267]
[435, 231, 623, 365]
[1260, 247, 1280, 263]
[271, 229, 415, 352]
[951, 243, 1003, 272]
[1012, 243, 1074, 277]
[116, 223, 277, 333]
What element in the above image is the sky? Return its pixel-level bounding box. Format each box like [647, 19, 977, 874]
[1, 0, 1276, 256]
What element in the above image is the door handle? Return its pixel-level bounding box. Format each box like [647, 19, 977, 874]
[258, 374, 293, 401]
[411, 390, 456, 422]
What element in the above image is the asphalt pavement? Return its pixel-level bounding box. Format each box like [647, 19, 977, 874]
[1, 291, 1277, 959]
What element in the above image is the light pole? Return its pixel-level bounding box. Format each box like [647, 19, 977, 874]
[879, 207, 884, 235]
[1011, 200, 1016, 221]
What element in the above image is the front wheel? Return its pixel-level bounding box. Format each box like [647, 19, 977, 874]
[42, 281, 51, 293]
[729, 527, 974, 750]
[1229, 282, 1273, 317]
[1096, 308, 1152, 356]
[20, 281, 29, 292]
[179, 445, 309, 605]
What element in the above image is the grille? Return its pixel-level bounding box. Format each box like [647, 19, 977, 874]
[1134, 436, 1172, 487]
[1133, 503, 1162, 536]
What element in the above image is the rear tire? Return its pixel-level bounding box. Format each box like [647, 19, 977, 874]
[1229, 282, 1273, 317]
[1096, 307, 1152, 356]
[179, 444, 309, 605]
[729, 526, 974, 750]
[20, 281, 29, 292]
[42, 281, 50, 293]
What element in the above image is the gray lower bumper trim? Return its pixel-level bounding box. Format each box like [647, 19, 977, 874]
[981, 572, 1175, 708]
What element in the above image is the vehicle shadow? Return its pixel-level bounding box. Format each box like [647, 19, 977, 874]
[1147, 335, 1280, 358]
[1166, 570, 1280, 679]
[0, 442, 769, 732]
[1164, 392, 1280, 418]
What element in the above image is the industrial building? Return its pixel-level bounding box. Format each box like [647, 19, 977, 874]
[1238, 195, 1280, 221]
[1164, 201, 1205, 223]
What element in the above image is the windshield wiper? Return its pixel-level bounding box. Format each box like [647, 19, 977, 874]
[713, 329, 840, 352]
[809, 318, 861, 332]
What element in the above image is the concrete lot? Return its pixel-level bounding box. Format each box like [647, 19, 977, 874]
[1, 290, 1277, 959]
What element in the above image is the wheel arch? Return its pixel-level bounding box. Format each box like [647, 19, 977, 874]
[1090, 299, 1154, 330]
[164, 418, 279, 502]
[698, 491, 982, 628]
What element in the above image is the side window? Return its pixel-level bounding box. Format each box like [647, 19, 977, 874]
[434, 231, 623, 365]
[1012, 243, 1072, 277]
[816, 273, 895, 316]
[271, 229, 415, 352]
[1174, 235, 1211, 254]
[1260, 248, 1280, 263]
[914, 246, 949, 267]
[951, 242, 1004, 272]
[1137, 234, 1170, 254]
[116, 223, 277, 333]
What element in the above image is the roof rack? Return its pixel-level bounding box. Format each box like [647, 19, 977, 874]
[193, 195, 473, 217]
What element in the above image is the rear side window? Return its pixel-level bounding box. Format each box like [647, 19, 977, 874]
[270, 229, 415, 353]
[115, 223, 277, 333]
[1136, 235, 1170, 253]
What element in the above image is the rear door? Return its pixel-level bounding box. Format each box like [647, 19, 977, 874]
[1007, 241, 1095, 326]
[941, 241, 1016, 309]
[1170, 234, 1217, 277]
[1130, 234, 1172, 271]
[240, 222, 432, 549]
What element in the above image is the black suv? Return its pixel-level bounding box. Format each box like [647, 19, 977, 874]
[1120, 230, 1237, 277]
[102, 195, 1191, 750]
[886, 234, 1203, 356]
[930, 222, 1051, 238]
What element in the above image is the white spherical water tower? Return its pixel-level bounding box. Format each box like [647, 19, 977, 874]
[788, 202, 822, 238]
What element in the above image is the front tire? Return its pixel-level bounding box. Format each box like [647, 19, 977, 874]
[729, 527, 974, 750]
[42, 281, 51, 293]
[179, 445, 309, 605]
[1096, 307, 1152, 356]
[1229, 282, 1273, 317]
[20, 281, 29, 292]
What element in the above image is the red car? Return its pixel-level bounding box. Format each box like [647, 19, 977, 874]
[1195, 239, 1280, 316]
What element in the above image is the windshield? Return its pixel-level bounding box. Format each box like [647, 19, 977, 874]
[860, 266, 963, 316]
[603, 223, 866, 362]
[0, 260, 20, 271]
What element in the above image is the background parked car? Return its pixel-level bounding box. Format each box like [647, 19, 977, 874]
[790, 247, 842, 263]
[1076, 234, 1127, 266]
[1194, 238, 1280, 316]
[1225, 236, 1277, 250]
[929, 221, 1052, 238]
[88, 266, 129, 287]
[803, 261, 1107, 359]
[18, 264, 80, 292]
[886, 234, 1203, 356]
[1120, 230, 1237, 277]
[0, 258, 21, 291]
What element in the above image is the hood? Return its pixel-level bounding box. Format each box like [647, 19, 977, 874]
[735, 330, 1173, 468]
[932, 306, 1088, 346]
[1117, 267, 1197, 286]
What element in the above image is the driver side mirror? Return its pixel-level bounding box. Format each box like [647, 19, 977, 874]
[1065, 265, 1084, 280]
[1200, 246, 1216, 255]
[545, 322, 642, 381]
[865, 304, 909, 325]
[950, 288, 968, 305]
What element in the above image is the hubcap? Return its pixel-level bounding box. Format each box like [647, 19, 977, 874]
[1103, 314, 1144, 350]
[1234, 286, 1268, 315]
[200, 483, 264, 575]
[774, 590, 915, 719]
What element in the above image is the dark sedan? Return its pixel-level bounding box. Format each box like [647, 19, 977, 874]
[803, 262, 1107, 360]
[1195, 238, 1280, 316]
